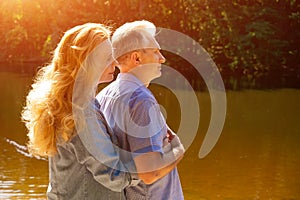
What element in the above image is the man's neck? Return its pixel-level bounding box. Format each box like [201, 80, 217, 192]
[130, 71, 151, 87]
[120, 66, 150, 87]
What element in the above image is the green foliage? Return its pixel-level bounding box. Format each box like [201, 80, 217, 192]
[0, 0, 299, 89]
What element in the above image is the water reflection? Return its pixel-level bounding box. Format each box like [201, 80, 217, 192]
[1, 67, 300, 199]
[0, 138, 48, 199]
[0, 68, 49, 199]
[174, 89, 300, 200]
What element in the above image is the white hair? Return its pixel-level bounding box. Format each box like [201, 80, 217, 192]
[111, 20, 160, 60]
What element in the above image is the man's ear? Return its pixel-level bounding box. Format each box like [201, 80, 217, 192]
[130, 51, 141, 65]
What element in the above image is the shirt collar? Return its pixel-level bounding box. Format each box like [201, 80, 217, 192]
[117, 73, 144, 87]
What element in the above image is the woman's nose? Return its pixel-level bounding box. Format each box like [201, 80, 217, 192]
[159, 53, 166, 64]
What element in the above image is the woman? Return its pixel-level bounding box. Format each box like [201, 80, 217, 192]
[21, 23, 135, 199]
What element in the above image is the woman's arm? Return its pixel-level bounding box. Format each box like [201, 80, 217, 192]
[133, 134, 185, 185]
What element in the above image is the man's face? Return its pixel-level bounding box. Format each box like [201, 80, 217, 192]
[138, 48, 166, 79]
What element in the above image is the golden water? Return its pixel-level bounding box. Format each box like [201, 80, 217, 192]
[1, 71, 299, 199]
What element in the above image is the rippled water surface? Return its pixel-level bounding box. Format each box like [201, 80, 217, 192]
[1, 69, 299, 199]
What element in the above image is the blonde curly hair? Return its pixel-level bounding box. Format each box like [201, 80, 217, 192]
[22, 23, 111, 157]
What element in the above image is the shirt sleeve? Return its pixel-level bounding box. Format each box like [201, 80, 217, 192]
[125, 91, 167, 155]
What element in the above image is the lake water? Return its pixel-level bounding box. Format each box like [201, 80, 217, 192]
[0, 66, 299, 199]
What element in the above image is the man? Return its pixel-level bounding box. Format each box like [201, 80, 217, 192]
[96, 20, 185, 200]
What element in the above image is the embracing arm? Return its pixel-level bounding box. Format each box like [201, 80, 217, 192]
[67, 134, 133, 192]
[68, 101, 139, 192]
[133, 134, 185, 185]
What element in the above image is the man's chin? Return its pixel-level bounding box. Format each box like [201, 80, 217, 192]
[152, 72, 162, 80]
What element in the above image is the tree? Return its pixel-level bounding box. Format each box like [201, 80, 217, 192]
[0, 0, 299, 89]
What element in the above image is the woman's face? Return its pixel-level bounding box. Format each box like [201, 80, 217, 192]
[92, 39, 116, 83]
[99, 61, 116, 83]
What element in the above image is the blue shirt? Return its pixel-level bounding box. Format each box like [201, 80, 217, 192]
[96, 73, 184, 200]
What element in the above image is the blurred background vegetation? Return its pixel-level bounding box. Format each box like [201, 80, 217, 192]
[0, 0, 299, 89]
